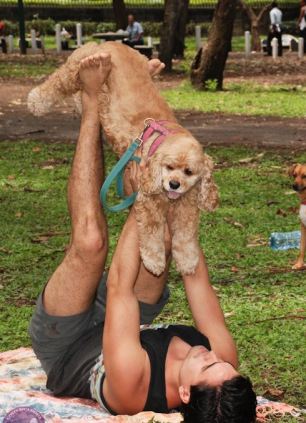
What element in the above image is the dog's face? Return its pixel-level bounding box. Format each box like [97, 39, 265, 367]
[160, 142, 204, 200]
[289, 164, 306, 193]
[140, 135, 219, 211]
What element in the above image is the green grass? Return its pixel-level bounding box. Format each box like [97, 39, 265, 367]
[0, 59, 58, 78]
[162, 81, 306, 118]
[0, 140, 305, 420]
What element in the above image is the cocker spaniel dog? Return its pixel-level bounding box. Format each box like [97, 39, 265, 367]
[28, 42, 218, 275]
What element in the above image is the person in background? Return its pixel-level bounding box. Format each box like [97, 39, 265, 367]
[298, 0, 306, 52]
[267, 1, 283, 56]
[0, 20, 7, 54]
[123, 14, 144, 47]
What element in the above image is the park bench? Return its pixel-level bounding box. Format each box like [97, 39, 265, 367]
[261, 33, 299, 52]
[23, 37, 44, 52]
[133, 44, 153, 59]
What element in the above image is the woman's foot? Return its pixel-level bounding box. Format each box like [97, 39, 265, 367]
[79, 52, 112, 98]
[148, 58, 165, 77]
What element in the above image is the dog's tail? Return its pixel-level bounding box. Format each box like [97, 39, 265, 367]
[27, 42, 100, 116]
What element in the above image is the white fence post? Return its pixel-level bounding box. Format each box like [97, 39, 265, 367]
[31, 29, 37, 51]
[298, 37, 304, 59]
[55, 23, 62, 53]
[195, 25, 201, 51]
[272, 37, 278, 59]
[7, 35, 14, 53]
[76, 23, 82, 47]
[147, 36, 152, 47]
[245, 30, 251, 57]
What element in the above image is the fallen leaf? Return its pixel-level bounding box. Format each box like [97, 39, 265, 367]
[266, 200, 279, 206]
[31, 236, 50, 244]
[247, 236, 267, 247]
[32, 147, 41, 153]
[41, 165, 55, 170]
[231, 266, 239, 273]
[0, 247, 11, 254]
[15, 212, 23, 218]
[238, 153, 265, 164]
[31, 231, 69, 244]
[287, 206, 299, 213]
[24, 186, 44, 193]
[276, 208, 287, 217]
[224, 311, 235, 318]
[264, 388, 285, 400]
[7, 175, 15, 180]
[224, 217, 244, 228]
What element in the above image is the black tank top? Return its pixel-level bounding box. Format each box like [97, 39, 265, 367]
[100, 324, 211, 413]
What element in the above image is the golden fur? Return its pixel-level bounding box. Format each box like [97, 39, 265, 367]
[28, 42, 218, 275]
[289, 164, 306, 270]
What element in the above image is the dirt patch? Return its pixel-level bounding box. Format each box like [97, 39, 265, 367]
[1, 81, 306, 150]
[1, 51, 306, 150]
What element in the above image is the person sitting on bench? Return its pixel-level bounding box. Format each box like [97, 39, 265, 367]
[123, 14, 144, 47]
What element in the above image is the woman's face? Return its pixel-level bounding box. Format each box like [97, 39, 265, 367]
[179, 346, 239, 388]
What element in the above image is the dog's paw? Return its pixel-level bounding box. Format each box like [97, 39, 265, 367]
[141, 250, 165, 276]
[175, 253, 199, 275]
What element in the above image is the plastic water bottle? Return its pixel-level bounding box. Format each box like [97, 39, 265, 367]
[270, 231, 301, 251]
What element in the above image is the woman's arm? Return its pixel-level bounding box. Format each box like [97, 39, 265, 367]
[102, 212, 148, 414]
[183, 250, 238, 368]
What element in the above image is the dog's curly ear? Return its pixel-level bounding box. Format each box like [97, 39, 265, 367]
[288, 163, 299, 177]
[197, 154, 219, 212]
[140, 156, 163, 195]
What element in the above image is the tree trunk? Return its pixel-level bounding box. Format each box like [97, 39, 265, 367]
[173, 0, 189, 58]
[239, 0, 269, 52]
[190, 0, 237, 90]
[159, 0, 189, 71]
[112, 0, 128, 31]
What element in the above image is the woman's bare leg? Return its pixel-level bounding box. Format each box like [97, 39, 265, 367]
[43, 53, 112, 316]
[44, 52, 168, 316]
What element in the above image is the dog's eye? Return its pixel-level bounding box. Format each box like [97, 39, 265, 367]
[184, 168, 193, 176]
[302, 175, 306, 179]
[166, 165, 174, 171]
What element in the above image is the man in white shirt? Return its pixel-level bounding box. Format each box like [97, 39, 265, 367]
[298, 0, 306, 52]
[267, 1, 283, 56]
[123, 14, 144, 48]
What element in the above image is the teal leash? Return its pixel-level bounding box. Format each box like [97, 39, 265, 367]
[100, 139, 141, 212]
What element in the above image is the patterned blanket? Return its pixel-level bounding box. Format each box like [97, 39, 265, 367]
[0, 348, 304, 422]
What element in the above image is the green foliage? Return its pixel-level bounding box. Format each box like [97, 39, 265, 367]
[0, 141, 305, 415]
[0, 0, 299, 7]
[204, 78, 218, 91]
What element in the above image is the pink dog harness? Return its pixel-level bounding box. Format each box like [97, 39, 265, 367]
[140, 119, 182, 157]
[100, 119, 182, 212]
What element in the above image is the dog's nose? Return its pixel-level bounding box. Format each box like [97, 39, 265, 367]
[169, 180, 180, 190]
[292, 184, 299, 192]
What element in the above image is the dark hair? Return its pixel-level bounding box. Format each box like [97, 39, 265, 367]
[271, 1, 278, 7]
[182, 375, 257, 423]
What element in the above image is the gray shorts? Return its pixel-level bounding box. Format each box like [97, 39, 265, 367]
[28, 272, 170, 375]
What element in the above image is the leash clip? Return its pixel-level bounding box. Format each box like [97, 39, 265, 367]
[134, 137, 144, 148]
